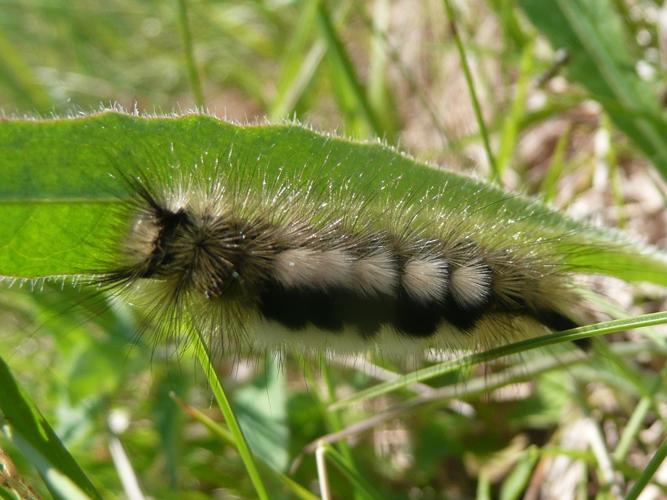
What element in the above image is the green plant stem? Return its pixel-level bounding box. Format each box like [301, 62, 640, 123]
[192, 331, 268, 500]
[322, 445, 383, 499]
[303, 363, 368, 499]
[0, 31, 52, 112]
[541, 125, 570, 202]
[476, 472, 492, 500]
[496, 40, 533, 175]
[171, 393, 318, 500]
[176, 0, 205, 108]
[316, 0, 384, 138]
[442, 0, 499, 182]
[613, 397, 651, 463]
[624, 439, 667, 500]
[305, 341, 662, 453]
[319, 364, 354, 461]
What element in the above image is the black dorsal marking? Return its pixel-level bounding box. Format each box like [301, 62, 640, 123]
[306, 289, 344, 332]
[258, 280, 391, 335]
[258, 281, 344, 332]
[334, 290, 391, 339]
[441, 262, 494, 332]
[258, 247, 400, 336]
[533, 309, 588, 349]
[141, 208, 188, 278]
[442, 297, 490, 331]
[258, 281, 309, 330]
[391, 251, 443, 338]
[393, 290, 442, 338]
[533, 309, 578, 332]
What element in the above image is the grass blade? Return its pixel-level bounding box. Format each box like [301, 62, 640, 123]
[496, 40, 534, 175]
[624, 439, 667, 500]
[316, 1, 384, 138]
[330, 312, 667, 410]
[442, 0, 499, 182]
[171, 393, 318, 500]
[176, 0, 205, 108]
[0, 32, 52, 113]
[321, 444, 383, 499]
[191, 331, 269, 500]
[270, 0, 323, 120]
[0, 356, 100, 499]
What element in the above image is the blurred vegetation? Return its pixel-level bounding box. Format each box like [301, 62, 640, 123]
[1, 0, 666, 498]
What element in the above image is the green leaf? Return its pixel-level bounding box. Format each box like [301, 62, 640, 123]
[519, 0, 667, 180]
[0, 111, 666, 285]
[234, 359, 289, 473]
[0, 356, 100, 499]
[152, 367, 187, 489]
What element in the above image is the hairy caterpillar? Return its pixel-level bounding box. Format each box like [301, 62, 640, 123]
[92, 154, 584, 358]
[5, 114, 664, 359]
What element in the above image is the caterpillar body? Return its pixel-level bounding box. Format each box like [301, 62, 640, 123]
[95, 157, 582, 357]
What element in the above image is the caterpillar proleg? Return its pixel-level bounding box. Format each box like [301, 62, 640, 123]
[94, 152, 583, 357]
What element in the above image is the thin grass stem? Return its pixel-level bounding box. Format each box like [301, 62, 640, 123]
[330, 311, 667, 410]
[176, 0, 205, 108]
[442, 0, 499, 182]
[316, 1, 384, 138]
[624, 439, 667, 500]
[192, 330, 268, 500]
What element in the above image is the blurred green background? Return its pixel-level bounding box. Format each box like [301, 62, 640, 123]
[1, 0, 667, 498]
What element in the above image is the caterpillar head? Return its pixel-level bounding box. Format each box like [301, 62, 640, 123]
[125, 204, 248, 299]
